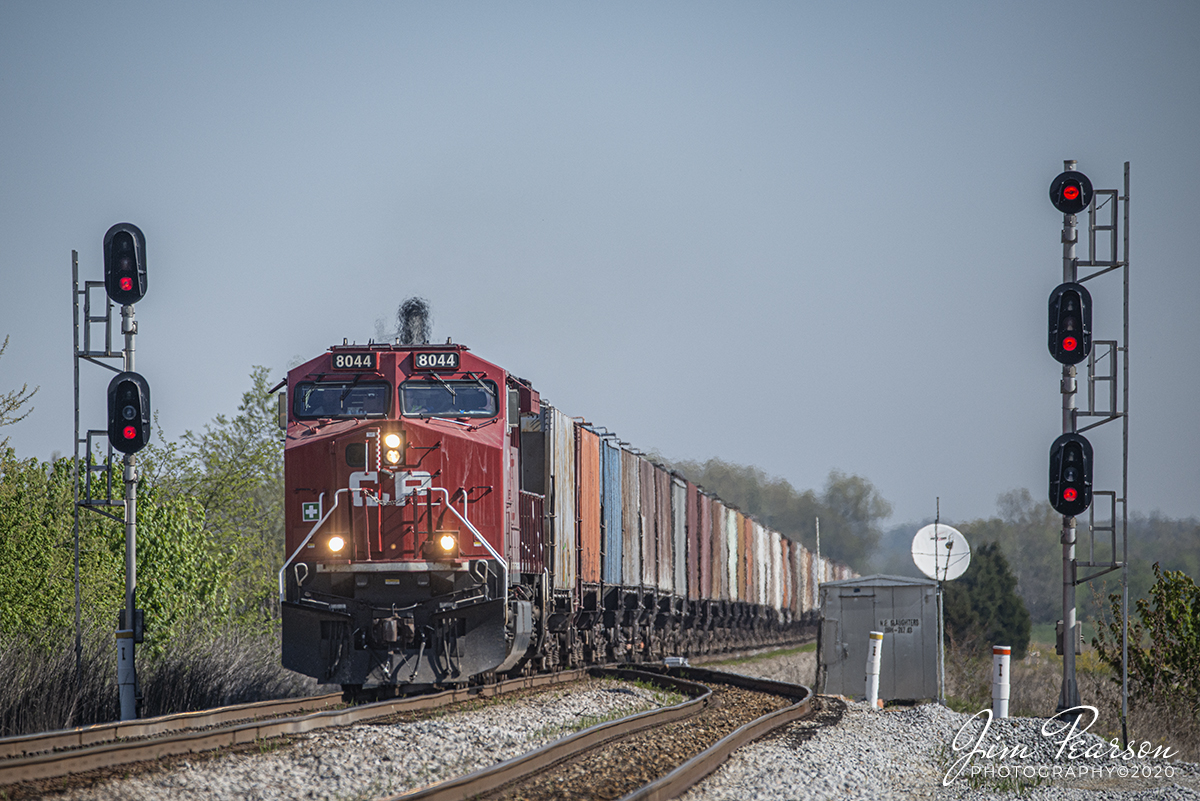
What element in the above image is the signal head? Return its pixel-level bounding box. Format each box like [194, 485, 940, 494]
[103, 223, 147, 306]
[107, 371, 151, 454]
[1048, 282, 1092, 365]
[1049, 432, 1093, 516]
[1049, 171, 1093, 215]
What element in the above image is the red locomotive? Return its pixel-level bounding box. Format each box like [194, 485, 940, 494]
[280, 340, 855, 694]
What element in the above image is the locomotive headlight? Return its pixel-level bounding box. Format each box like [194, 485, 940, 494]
[329, 535, 346, 553]
[423, 531, 459, 560]
[383, 433, 403, 465]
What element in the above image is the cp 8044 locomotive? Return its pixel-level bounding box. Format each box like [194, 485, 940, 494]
[280, 341, 855, 694]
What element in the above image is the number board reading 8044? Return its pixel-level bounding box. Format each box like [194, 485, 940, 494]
[331, 352, 377, 371]
[413, 351, 460, 371]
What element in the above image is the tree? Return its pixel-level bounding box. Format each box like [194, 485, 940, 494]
[957, 489, 1063, 624]
[942, 542, 1031, 659]
[130, 488, 233, 655]
[667, 457, 820, 546]
[1094, 563, 1200, 715]
[663, 458, 890, 569]
[140, 366, 284, 624]
[818, 470, 892, 566]
[0, 452, 120, 644]
[0, 335, 38, 449]
[0, 452, 232, 654]
[956, 491, 1200, 628]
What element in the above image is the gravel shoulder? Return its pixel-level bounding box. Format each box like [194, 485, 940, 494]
[684, 648, 1200, 801]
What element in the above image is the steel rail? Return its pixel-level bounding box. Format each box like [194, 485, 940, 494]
[0, 669, 590, 787]
[619, 666, 814, 801]
[380, 668, 713, 801]
[0, 692, 345, 761]
[382, 666, 814, 801]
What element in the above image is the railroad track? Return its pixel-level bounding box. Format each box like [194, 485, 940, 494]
[2, 650, 817, 800]
[383, 666, 815, 801]
[0, 669, 591, 789]
[0, 692, 345, 763]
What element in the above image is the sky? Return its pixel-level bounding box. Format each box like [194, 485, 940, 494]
[2, 1, 1198, 533]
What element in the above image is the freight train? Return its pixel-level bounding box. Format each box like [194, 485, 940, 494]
[279, 341, 855, 695]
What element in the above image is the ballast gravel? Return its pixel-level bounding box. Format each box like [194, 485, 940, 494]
[25, 649, 1200, 800]
[44, 680, 678, 801]
[682, 650, 1200, 801]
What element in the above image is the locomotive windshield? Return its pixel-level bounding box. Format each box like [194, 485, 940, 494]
[293, 381, 390, 419]
[400, 379, 498, 418]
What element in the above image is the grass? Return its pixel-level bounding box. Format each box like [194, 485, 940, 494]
[628, 677, 689, 710]
[530, 678, 687, 741]
[0, 620, 319, 737]
[944, 639, 1200, 763]
[531, 707, 640, 741]
[704, 642, 816, 667]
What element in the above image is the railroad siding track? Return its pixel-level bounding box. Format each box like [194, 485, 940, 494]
[0, 669, 591, 787]
[626, 667, 816, 801]
[385, 666, 814, 801]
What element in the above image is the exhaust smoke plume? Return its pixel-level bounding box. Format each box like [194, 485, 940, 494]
[397, 297, 432, 345]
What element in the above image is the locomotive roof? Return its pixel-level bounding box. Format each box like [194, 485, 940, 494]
[327, 341, 468, 350]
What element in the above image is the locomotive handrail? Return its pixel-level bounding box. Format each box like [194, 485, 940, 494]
[277, 484, 508, 602]
[424, 485, 509, 591]
[278, 489, 349, 602]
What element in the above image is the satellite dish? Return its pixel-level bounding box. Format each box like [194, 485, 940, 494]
[911, 523, 971, 581]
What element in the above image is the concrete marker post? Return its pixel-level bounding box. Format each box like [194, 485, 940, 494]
[865, 631, 883, 709]
[992, 645, 1011, 719]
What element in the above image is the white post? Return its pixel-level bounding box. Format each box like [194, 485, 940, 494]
[865, 631, 883, 709]
[992, 645, 1011, 719]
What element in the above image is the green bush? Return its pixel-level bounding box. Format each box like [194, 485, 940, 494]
[0, 366, 294, 732]
[1094, 563, 1200, 715]
[0, 451, 235, 656]
[0, 451, 123, 645]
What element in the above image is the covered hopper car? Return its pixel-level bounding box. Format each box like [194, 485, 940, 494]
[279, 341, 855, 694]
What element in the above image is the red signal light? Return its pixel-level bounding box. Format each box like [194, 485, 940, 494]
[1063, 488, 1078, 502]
[1050, 171, 1093, 214]
[119, 276, 133, 291]
[1062, 336, 1078, 352]
[123, 425, 137, 440]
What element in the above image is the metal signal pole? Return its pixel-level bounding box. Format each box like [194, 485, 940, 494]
[1046, 162, 1131, 725]
[1057, 159, 1081, 714]
[117, 302, 139, 721]
[74, 224, 150, 723]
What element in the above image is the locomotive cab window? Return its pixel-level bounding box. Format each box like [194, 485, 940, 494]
[293, 381, 390, 419]
[400, 379, 498, 418]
